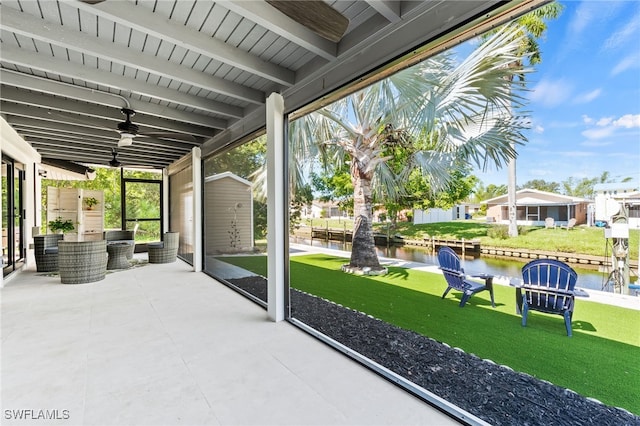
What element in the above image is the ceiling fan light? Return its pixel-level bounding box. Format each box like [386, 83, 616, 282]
[118, 136, 133, 147]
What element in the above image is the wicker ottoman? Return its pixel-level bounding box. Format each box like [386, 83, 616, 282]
[58, 240, 108, 284]
[107, 242, 130, 270]
[148, 232, 179, 264]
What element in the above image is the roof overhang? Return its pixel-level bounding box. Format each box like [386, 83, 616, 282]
[1, 0, 545, 169]
[39, 158, 96, 181]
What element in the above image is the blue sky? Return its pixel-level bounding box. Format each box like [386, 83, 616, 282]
[472, 0, 640, 188]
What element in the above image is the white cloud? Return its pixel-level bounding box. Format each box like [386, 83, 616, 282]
[581, 113, 640, 141]
[568, 2, 599, 35]
[530, 79, 573, 107]
[581, 140, 613, 147]
[561, 150, 595, 157]
[573, 89, 602, 104]
[603, 10, 640, 50]
[533, 125, 544, 134]
[582, 126, 615, 139]
[613, 114, 640, 128]
[611, 53, 640, 75]
[528, 168, 555, 178]
[596, 117, 614, 126]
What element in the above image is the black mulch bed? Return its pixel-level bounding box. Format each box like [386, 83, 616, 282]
[227, 276, 640, 426]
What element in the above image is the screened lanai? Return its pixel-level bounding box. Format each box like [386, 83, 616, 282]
[2, 1, 556, 423]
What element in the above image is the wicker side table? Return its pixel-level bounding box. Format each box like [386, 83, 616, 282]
[107, 242, 130, 270]
[58, 240, 107, 284]
[34, 234, 64, 272]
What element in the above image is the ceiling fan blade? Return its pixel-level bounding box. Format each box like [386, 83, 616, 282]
[44, 110, 114, 132]
[266, 0, 349, 42]
[137, 132, 201, 143]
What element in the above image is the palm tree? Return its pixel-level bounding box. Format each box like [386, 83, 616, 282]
[289, 24, 530, 272]
[491, 3, 563, 237]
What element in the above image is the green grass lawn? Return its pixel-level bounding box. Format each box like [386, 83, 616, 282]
[303, 218, 639, 259]
[219, 253, 640, 414]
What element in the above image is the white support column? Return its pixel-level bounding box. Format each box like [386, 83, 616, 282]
[266, 92, 285, 322]
[163, 169, 170, 233]
[192, 148, 203, 272]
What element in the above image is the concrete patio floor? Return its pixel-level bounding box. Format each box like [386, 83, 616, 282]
[1, 257, 458, 426]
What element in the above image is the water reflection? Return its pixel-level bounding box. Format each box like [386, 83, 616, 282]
[290, 237, 636, 292]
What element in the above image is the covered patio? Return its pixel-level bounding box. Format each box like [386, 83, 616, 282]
[1, 1, 555, 424]
[1, 258, 459, 425]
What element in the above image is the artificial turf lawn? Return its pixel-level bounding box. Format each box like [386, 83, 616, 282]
[217, 254, 640, 414]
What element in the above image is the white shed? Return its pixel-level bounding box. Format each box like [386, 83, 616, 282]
[413, 204, 477, 224]
[204, 172, 254, 254]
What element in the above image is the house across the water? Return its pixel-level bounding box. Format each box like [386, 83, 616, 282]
[482, 188, 590, 227]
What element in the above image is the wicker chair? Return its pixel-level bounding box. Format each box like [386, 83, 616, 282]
[148, 232, 179, 264]
[104, 229, 135, 259]
[34, 234, 64, 272]
[58, 240, 108, 284]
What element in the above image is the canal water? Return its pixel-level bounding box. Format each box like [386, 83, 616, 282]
[290, 237, 637, 292]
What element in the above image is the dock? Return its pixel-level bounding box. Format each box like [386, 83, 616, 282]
[309, 227, 404, 246]
[403, 237, 480, 253]
[479, 247, 639, 269]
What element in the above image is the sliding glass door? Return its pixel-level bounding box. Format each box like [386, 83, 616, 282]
[2, 156, 25, 276]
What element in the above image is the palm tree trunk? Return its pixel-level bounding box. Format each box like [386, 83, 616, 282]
[508, 153, 518, 237]
[349, 159, 381, 269]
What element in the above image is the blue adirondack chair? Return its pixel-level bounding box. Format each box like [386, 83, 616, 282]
[520, 259, 578, 336]
[437, 246, 495, 308]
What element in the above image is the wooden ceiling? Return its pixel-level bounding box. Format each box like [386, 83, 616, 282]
[0, 0, 531, 169]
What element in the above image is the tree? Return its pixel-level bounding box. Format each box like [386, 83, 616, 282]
[290, 183, 313, 234]
[560, 171, 628, 199]
[204, 137, 266, 180]
[289, 24, 530, 272]
[310, 164, 354, 217]
[381, 167, 477, 226]
[471, 181, 508, 203]
[519, 179, 560, 193]
[485, 3, 563, 237]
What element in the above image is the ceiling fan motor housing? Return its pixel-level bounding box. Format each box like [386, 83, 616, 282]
[109, 148, 121, 167]
[117, 108, 139, 137]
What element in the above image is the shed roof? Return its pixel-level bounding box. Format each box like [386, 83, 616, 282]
[204, 171, 252, 187]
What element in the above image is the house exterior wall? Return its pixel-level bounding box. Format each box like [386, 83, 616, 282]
[630, 205, 640, 228]
[593, 183, 640, 227]
[1, 117, 41, 286]
[487, 203, 588, 226]
[483, 189, 590, 226]
[204, 175, 253, 254]
[486, 205, 501, 223]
